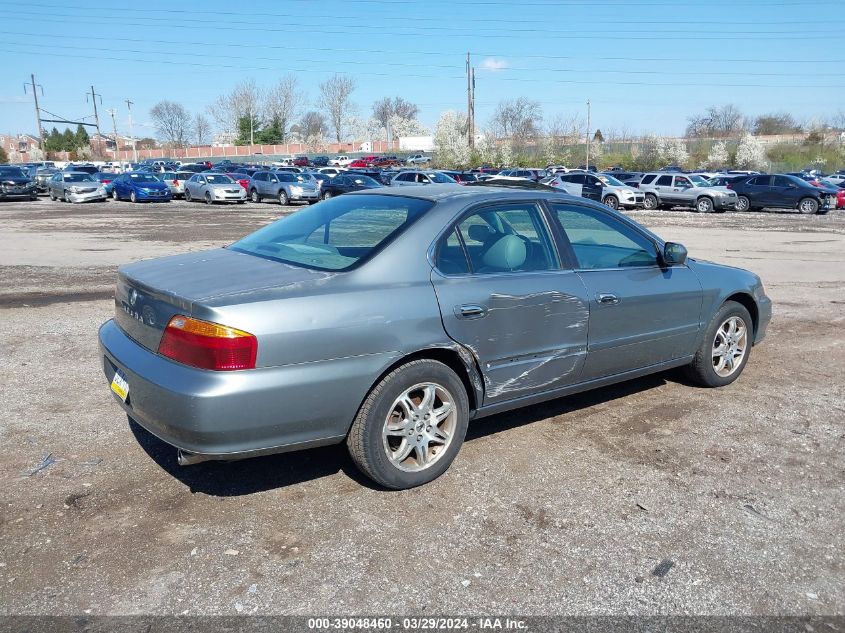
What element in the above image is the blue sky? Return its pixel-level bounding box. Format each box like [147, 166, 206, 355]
[1, 0, 844, 140]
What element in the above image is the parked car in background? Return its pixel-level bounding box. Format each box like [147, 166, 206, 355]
[158, 171, 193, 198]
[226, 172, 251, 191]
[317, 167, 344, 177]
[544, 172, 604, 202]
[329, 155, 353, 166]
[391, 171, 457, 186]
[293, 156, 310, 167]
[638, 173, 737, 212]
[730, 174, 838, 214]
[310, 156, 330, 167]
[34, 167, 60, 193]
[405, 153, 432, 165]
[93, 172, 115, 196]
[111, 172, 171, 203]
[348, 159, 369, 169]
[248, 170, 319, 205]
[63, 163, 99, 175]
[440, 171, 479, 184]
[595, 173, 645, 209]
[816, 180, 845, 209]
[98, 186, 772, 488]
[320, 173, 383, 199]
[184, 173, 246, 205]
[708, 175, 749, 188]
[498, 168, 546, 182]
[48, 171, 107, 203]
[605, 172, 643, 187]
[0, 165, 38, 200]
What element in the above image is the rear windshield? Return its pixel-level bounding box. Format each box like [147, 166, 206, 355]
[230, 194, 434, 271]
[129, 173, 160, 183]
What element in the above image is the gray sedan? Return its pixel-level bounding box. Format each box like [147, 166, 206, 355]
[99, 187, 771, 489]
[184, 173, 247, 205]
[48, 171, 107, 203]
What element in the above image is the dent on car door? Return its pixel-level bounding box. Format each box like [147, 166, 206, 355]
[430, 202, 590, 403]
[548, 202, 702, 381]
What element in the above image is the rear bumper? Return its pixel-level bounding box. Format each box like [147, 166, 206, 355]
[98, 319, 395, 457]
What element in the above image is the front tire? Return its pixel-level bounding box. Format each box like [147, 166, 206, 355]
[205, 192, 213, 205]
[643, 193, 659, 210]
[130, 191, 137, 203]
[184, 189, 192, 202]
[347, 359, 469, 489]
[64, 191, 71, 203]
[735, 195, 750, 212]
[278, 190, 289, 206]
[696, 197, 714, 213]
[50, 190, 57, 201]
[112, 189, 119, 201]
[798, 197, 818, 215]
[603, 194, 619, 210]
[322, 190, 332, 200]
[684, 301, 753, 388]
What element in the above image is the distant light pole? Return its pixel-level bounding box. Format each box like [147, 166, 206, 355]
[586, 99, 591, 169]
[125, 100, 138, 162]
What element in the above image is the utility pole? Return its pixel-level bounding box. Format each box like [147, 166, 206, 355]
[125, 99, 137, 162]
[87, 86, 102, 138]
[470, 67, 476, 149]
[25, 74, 45, 150]
[107, 108, 119, 158]
[466, 52, 475, 148]
[586, 99, 591, 169]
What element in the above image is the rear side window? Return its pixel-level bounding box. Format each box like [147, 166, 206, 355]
[641, 174, 657, 185]
[550, 203, 659, 270]
[435, 229, 470, 275]
[446, 204, 557, 274]
[656, 175, 673, 186]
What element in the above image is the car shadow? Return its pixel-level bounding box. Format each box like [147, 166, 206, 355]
[131, 371, 673, 497]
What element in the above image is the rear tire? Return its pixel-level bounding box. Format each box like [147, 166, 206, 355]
[798, 197, 818, 215]
[643, 193, 659, 210]
[347, 359, 469, 489]
[64, 191, 71, 203]
[50, 191, 56, 201]
[684, 301, 753, 388]
[250, 189, 260, 203]
[185, 189, 192, 202]
[322, 190, 332, 200]
[130, 191, 137, 203]
[205, 192, 213, 205]
[112, 189, 119, 201]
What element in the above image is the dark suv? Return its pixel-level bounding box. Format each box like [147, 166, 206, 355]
[0, 165, 38, 200]
[730, 174, 838, 214]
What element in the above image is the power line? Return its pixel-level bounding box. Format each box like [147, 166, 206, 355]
[4, 13, 822, 40]
[3, 45, 842, 90]
[3, 30, 841, 65]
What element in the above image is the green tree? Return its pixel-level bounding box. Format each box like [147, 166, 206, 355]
[255, 117, 283, 144]
[75, 124, 90, 149]
[593, 129, 604, 143]
[61, 129, 76, 151]
[235, 113, 262, 145]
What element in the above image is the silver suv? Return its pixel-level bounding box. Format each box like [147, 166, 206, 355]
[638, 173, 737, 213]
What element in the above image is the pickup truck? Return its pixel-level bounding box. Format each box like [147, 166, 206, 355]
[405, 153, 432, 165]
[329, 155, 353, 167]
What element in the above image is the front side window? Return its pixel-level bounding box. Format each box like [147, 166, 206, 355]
[230, 194, 433, 271]
[674, 176, 693, 188]
[550, 203, 659, 270]
[451, 204, 556, 274]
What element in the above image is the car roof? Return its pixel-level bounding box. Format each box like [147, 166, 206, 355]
[345, 183, 578, 203]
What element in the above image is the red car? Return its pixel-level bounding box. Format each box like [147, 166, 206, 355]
[293, 156, 310, 167]
[814, 180, 845, 209]
[226, 173, 251, 191]
[348, 159, 369, 168]
[372, 157, 400, 168]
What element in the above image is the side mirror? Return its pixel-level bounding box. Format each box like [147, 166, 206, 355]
[663, 242, 687, 266]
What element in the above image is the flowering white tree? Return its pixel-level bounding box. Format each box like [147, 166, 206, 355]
[735, 133, 767, 170]
[387, 115, 429, 138]
[638, 135, 689, 169]
[433, 111, 470, 168]
[704, 140, 729, 169]
[476, 132, 499, 166]
[497, 140, 514, 168]
[663, 138, 689, 166]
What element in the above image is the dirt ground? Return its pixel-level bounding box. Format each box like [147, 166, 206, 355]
[1, 196, 843, 617]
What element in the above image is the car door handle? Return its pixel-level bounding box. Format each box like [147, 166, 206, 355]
[596, 293, 620, 305]
[456, 304, 488, 319]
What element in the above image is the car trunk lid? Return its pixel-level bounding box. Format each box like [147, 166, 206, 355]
[114, 248, 331, 352]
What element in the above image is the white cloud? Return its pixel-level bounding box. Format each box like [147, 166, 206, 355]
[0, 96, 29, 104]
[480, 57, 508, 72]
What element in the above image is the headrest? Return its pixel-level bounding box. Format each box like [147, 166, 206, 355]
[482, 234, 527, 271]
[467, 223, 494, 243]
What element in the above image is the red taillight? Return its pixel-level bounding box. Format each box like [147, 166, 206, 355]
[726, 184, 733, 189]
[158, 315, 257, 371]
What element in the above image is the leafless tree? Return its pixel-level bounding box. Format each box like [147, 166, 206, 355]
[193, 113, 211, 146]
[686, 104, 746, 138]
[752, 112, 803, 135]
[828, 110, 845, 130]
[207, 79, 262, 133]
[546, 113, 583, 145]
[489, 97, 543, 148]
[150, 100, 191, 147]
[264, 75, 305, 143]
[292, 111, 327, 150]
[372, 97, 419, 130]
[318, 74, 356, 143]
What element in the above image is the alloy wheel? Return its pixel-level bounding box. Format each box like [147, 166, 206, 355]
[382, 383, 457, 472]
[712, 316, 748, 378]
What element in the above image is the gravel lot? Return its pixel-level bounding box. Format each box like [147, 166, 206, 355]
[1, 196, 843, 617]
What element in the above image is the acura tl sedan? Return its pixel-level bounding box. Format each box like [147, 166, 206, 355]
[99, 187, 772, 489]
[184, 173, 247, 205]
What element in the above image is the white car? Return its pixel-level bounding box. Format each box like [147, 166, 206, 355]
[329, 155, 353, 167]
[317, 167, 345, 176]
[405, 153, 432, 165]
